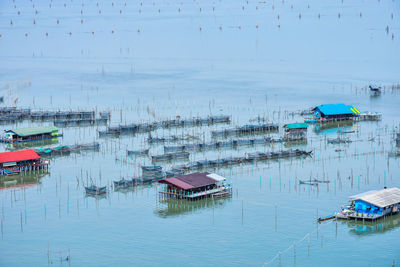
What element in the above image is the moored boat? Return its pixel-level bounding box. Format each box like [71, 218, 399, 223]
[113, 178, 134, 188]
[318, 215, 335, 222]
[85, 185, 107, 195]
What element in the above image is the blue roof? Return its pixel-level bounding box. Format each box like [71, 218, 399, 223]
[314, 104, 356, 116]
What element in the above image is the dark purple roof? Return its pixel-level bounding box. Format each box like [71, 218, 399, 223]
[159, 172, 217, 190]
[159, 177, 193, 190]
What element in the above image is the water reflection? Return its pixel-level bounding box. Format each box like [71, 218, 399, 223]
[284, 139, 307, 148]
[341, 213, 400, 236]
[313, 121, 354, 135]
[155, 196, 231, 218]
[6, 138, 59, 150]
[0, 170, 50, 189]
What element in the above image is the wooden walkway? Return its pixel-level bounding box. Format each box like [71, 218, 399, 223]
[336, 212, 398, 221]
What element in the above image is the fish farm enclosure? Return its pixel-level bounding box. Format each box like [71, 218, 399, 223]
[0, 0, 399, 266]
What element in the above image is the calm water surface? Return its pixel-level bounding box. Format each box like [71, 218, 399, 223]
[0, 0, 399, 266]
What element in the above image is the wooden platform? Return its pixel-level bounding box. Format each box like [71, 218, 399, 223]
[159, 186, 232, 200]
[336, 212, 397, 221]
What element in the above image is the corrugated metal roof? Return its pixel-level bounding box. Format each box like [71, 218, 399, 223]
[9, 126, 58, 137]
[206, 173, 226, 182]
[177, 172, 216, 188]
[0, 149, 41, 164]
[314, 104, 357, 116]
[349, 190, 378, 200]
[353, 188, 400, 208]
[159, 177, 193, 190]
[159, 172, 218, 189]
[283, 123, 308, 129]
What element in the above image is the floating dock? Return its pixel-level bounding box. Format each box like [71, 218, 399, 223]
[151, 152, 190, 162]
[211, 124, 278, 137]
[34, 142, 100, 157]
[54, 118, 108, 127]
[165, 149, 312, 177]
[0, 107, 110, 124]
[99, 115, 230, 136]
[163, 136, 303, 153]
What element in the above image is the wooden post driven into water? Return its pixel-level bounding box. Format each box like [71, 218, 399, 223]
[241, 200, 244, 224]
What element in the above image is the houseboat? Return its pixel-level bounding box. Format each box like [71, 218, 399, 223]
[0, 149, 49, 175]
[306, 104, 360, 123]
[2, 126, 62, 143]
[158, 172, 232, 201]
[336, 187, 400, 221]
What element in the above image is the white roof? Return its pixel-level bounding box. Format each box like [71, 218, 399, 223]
[349, 190, 378, 200]
[206, 173, 226, 182]
[352, 187, 400, 208]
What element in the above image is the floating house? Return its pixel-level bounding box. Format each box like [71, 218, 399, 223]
[336, 188, 400, 221]
[283, 123, 308, 140]
[312, 104, 360, 122]
[0, 149, 49, 175]
[158, 172, 232, 200]
[2, 126, 61, 143]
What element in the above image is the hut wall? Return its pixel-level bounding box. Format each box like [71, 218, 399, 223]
[354, 200, 382, 215]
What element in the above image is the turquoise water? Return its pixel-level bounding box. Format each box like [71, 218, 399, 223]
[0, 0, 400, 266]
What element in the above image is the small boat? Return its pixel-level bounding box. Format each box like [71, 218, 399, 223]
[299, 180, 318, 186]
[212, 189, 232, 198]
[304, 119, 318, 124]
[85, 185, 107, 195]
[141, 165, 162, 172]
[142, 174, 164, 184]
[127, 149, 149, 156]
[4, 168, 20, 175]
[113, 178, 134, 188]
[314, 179, 330, 184]
[318, 215, 335, 222]
[337, 130, 355, 134]
[369, 85, 381, 95]
[300, 179, 329, 185]
[327, 137, 352, 144]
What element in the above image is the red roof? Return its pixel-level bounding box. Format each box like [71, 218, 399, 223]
[159, 172, 217, 190]
[0, 149, 41, 164]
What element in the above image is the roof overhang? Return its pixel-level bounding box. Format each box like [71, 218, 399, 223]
[206, 173, 226, 182]
[159, 178, 193, 190]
